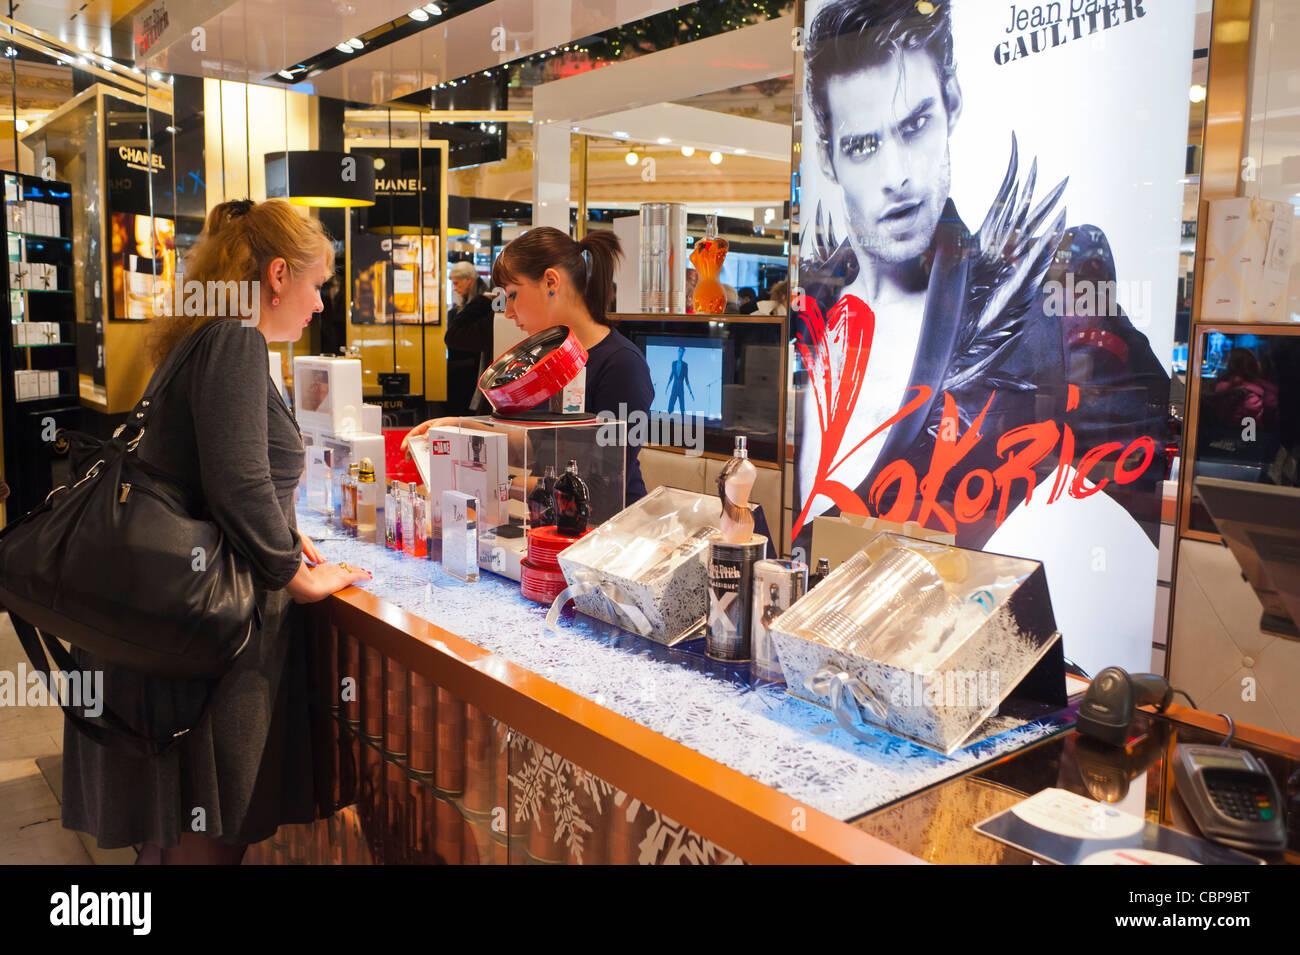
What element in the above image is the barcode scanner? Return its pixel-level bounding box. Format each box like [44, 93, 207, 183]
[1076, 667, 1174, 746]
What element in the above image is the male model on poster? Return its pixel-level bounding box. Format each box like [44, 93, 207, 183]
[793, 0, 1172, 671]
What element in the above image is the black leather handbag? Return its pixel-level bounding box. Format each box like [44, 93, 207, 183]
[0, 318, 261, 752]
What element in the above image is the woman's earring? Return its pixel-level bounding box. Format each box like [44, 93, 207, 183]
[271, 296, 280, 307]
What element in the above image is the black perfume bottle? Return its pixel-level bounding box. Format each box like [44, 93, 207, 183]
[552, 459, 590, 536]
[528, 464, 558, 527]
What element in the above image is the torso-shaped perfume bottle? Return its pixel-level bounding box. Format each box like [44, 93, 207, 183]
[689, 214, 729, 315]
[552, 459, 590, 536]
[717, 436, 756, 543]
[528, 464, 558, 527]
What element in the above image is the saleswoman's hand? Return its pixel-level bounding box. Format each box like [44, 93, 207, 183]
[400, 417, 458, 460]
[300, 533, 324, 566]
[287, 560, 372, 603]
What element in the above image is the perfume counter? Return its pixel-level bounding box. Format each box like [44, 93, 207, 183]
[289, 508, 1116, 864]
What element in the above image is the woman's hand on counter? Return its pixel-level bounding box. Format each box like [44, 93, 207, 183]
[287, 558, 372, 603]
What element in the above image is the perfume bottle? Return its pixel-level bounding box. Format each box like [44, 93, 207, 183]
[356, 458, 378, 543]
[689, 214, 729, 315]
[717, 435, 756, 543]
[385, 480, 399, 549]
[552, 459, 590, 536]
[341, 463, 359, 537]
[527, 464, 558, 527]
[401, 482, 418, 558]
[809, 558, 831, 589]
[412, 487, 429, 559]
[394, 481, 407, 552]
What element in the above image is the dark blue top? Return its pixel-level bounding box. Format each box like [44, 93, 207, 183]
[584, 327, 654, 502]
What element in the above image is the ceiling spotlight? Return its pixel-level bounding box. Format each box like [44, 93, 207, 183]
[3, 46, 15, 58]
[14, 119, 28, 132]
[374, 157, 386, 170]
[348, 38, 364, 49]
[278, 69, 295, 80]
[709, 151, 722, 164]
[424, 2, 441, 13]
[625, 151, 638, 166]
[1189, 84, 1207, 103]
[656, 137, 671, 144]
[612, 130, 628, 139]
[680, 145, 694, 157]
[734, 147, 746, 155]
[488, 125, 497, 133]
[409, 8, 429, 21]
[336, 42, 353, 53]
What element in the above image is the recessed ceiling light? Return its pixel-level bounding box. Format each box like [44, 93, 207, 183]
[165, 125, 179, 134]
[348, 38, 364, 49]
[278, 69, 295, 79]
[656, 137, 671, 144]
[612, 130, 628, 139]
[424, 2, 441, 13]
[336, 43, 353, 53]
[409, 8, 429, 21]
[625, 151, 638, 166]
[709, 151, 722, 164]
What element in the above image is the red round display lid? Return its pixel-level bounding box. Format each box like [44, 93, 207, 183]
[478, 326, 588, 415]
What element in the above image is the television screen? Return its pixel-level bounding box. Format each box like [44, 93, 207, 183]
[645, 335, 723, 421]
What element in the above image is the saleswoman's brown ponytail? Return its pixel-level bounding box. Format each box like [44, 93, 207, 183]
[492, 226, 624, 326]
[575, 229, 622, 325]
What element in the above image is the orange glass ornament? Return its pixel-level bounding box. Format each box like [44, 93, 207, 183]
[689, 216, 729, 314]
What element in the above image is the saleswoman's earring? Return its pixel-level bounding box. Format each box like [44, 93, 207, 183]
[548, 290, 554, 297]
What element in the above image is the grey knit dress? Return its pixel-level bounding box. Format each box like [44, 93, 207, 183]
[61, 319, 319, 849]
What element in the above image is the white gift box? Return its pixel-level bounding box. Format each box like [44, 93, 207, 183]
[292, 355, 364, 436]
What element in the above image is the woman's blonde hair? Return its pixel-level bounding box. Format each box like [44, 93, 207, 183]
[148, 198, 334, 364]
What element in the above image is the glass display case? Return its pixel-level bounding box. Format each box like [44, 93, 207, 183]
[408, 414, 627, 581]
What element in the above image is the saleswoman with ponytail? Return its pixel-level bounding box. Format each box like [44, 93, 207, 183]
[406, 227, 655, 502]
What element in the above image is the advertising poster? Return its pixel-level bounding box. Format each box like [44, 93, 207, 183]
[107, 140, 177, 322]
[792, 0, 1194, 674]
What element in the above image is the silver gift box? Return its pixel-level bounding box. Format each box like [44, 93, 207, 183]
[554, 486, 721, 644]
[769, 533, 1064, 755]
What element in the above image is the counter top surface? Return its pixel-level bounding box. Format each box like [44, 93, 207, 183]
[298, 509, 1071, 822]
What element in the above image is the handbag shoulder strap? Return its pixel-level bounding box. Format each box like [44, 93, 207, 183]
[118, 318, 244, 443]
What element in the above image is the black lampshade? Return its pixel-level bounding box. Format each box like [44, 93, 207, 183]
[265, 150, 375, 208]
[447, 195, 469, 236]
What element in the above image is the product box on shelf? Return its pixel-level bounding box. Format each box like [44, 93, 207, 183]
[430, 415, 627, 582]
[292, 356, 364, 436]
[768, 532, 1067, 755]
[554, 485, 721, 644]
